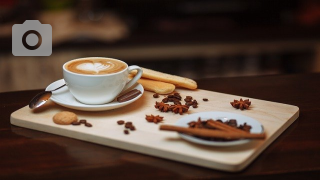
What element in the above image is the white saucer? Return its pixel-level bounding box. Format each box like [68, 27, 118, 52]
[46, 79, 144, 111]
[175, 111, 264, 147]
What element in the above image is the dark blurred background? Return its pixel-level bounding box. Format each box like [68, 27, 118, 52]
[0, 0, 320, 92]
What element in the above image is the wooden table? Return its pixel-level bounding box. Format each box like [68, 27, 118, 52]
[1, 73, 319, 179]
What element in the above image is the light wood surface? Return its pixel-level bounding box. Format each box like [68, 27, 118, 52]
[10, 88, 299, 172]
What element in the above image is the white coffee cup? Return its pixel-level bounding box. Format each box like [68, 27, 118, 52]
[63, 57, 143, 104]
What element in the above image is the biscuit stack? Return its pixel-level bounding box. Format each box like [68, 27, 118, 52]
[130, 67, 197, 94]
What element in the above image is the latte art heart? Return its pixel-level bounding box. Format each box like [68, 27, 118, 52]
[65, 58, 127, 75]
[77, 62, 113, 73]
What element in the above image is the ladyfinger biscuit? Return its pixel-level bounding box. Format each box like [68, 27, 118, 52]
[137, 78, 175, 94]
[131, 68, 197, 90]
[53, 111, 78, 125]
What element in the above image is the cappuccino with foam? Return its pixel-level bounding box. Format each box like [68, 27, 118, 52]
[63, 57, 143, 104]
[65, 58, 127, 75]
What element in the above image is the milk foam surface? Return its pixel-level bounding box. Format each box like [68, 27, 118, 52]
[65, 58, 127, 75]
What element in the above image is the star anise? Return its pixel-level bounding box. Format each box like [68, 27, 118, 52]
[230, 98, 251, 110]
[145, 114, 164, 124]
[169, 104, 189, 115]
[155, 102, 171, 112]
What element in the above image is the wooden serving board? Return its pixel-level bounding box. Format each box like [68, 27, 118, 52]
[10, 89, 299, 172]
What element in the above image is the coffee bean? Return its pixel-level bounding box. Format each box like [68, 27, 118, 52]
[85, 122, 92, 127]
[79, 119, 87, 124]
[162, 98, 169, 103]
[130, 126, 136, 131]
[153, 93, 159, 98]
[117, 120, 125, 125]
[203, 98, 208, 101]
[71, 121, 81, 125]
[186, 96, 193, 99]
[125, 123, 132, 129]
[174, 101, 181, 105]
[124, 130, 129, 134]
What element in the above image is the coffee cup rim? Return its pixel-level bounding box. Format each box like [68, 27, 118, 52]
[63, 57, 128, 76]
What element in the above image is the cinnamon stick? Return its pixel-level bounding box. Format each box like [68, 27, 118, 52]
[206, 120, 250, 134]
[159, 125, 266, 140]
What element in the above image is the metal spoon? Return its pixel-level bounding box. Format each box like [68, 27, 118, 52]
[29, 84, 66, 109]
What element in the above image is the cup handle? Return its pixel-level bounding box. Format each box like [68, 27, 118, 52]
[123, 65, 143, 91]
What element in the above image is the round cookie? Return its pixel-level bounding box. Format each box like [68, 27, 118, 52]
[53, 111, 78, 125]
